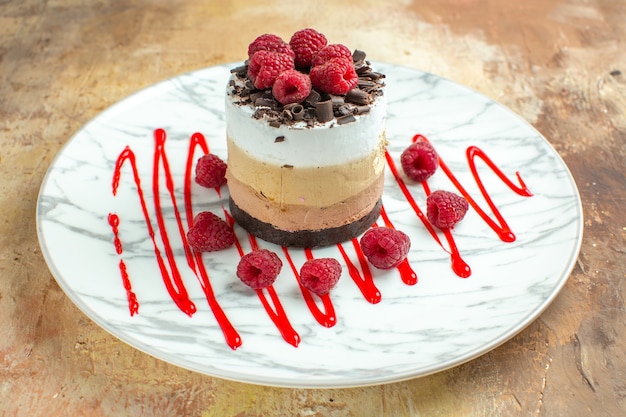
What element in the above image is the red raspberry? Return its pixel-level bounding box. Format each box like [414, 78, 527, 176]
[426, 190, 469, 229]
[311, 44, 352, 67]
[247, 50, 295, 90]
[187, 212, 235, 252]
[247, 33, 295, 60]
[236, 249, 283, 289]
[359, 227, 411, 270]
[299, 258, 342, 295]
[272, 69, 312, 105]
[289, 28, 328, 68]
[309, 57, 358, 95]
[400, 141, 439, 182]
[195, 154, 227, 188]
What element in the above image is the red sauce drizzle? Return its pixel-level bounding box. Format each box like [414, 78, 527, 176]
[378, 206, 418, 285]
[112, 144, 197, 316]
[117, 260, 140, 316]
[337, 239, 381, 304]
[108, 213, 123, 254]
[384, 149, 471, 278]
[108, 129, 533, 348]
[246, 235, 301, 347]
[282, 248, 337, 327]
[182, 131, 242, 350]
[107, 213, 139, 315]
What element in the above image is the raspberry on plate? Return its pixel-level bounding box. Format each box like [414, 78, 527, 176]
[272, 69, 312, 105]
[247, 50, 295, 90]
[426, 190, 469, 229]
[311, 44, 353, 67]
[289, 28, 328, 68]
[236, 249, 283, 290]
[400, 141, 439, 182]
[195, 153, 227, 188]
[299, 258, 342, 295]
[309, 57, 358, 95]
[187, 211, 235, 252]
[359, 227, 411, 270]
[248, 33, 295, 60]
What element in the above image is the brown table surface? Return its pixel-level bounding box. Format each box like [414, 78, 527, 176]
[1, 1, 624, 416]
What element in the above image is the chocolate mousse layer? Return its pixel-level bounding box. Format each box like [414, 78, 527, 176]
[229, 197, 382, 248]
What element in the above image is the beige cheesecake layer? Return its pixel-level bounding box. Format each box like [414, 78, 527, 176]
[226, 132, 386, 206]
[226, 134, 386, 231]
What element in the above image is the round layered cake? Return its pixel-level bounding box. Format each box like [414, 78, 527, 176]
[225, 31, 387, 247]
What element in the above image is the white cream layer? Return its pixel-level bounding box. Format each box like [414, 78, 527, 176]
[225, 74, 387, 168]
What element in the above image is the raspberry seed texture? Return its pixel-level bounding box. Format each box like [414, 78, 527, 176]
[401, 141, 439, 182]
[289, 28, 328, 68]
[195, 154, 227, 188]
[248, 33, 295, 60]
[247, 50, 295, 90]
[236, 249, 283, 290]
[311, 44, 353, 67]
[272, 69, 312, 105]
[309, 57, 358, 95]
[360, 227, 411, 270]
[426, 190, 469, 229]
[187, 212, 235, 252]
[299, 258, 342, 295]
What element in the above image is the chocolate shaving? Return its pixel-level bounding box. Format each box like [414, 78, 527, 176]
[346, 89, 369, 105]
[330, 95, 345, 108]
[230, 64, 248, 75]
[337, 104, 354, 116]
[282, 103, 305, 121]
[336, 114, 356, 125]
[355, 105, 370, 115]
[353, 49, 367, 63]
[255, 97, 277, 108]
[275, 136, 285, 143]
[315, 100, 334, 123]
[305, 89, 321, 106]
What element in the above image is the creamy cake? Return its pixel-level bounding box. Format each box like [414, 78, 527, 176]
[225, 31, 387, 247]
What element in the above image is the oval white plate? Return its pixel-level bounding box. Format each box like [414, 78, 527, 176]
[36, 63, 583, 388]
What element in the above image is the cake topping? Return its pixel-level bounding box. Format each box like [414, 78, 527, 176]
[187, 212, 235, 252]
[359, 227, 411, 270]
[299, 258, 342, 295]
[236, 249, 283, 289]
[401, 141, 439, 182]
[229, 29, 385, 127]
[247, 50, 295, 90]
[426, 190, 469, 229]
[248, 33, 295, 60]
[315, 99, 334, 123]
[309, 57, 358, 95]
[272, 69, 312, 105]
[311, 44, 353, 67]
[289, 28, 328, 68]
[195, 153, 227, 188]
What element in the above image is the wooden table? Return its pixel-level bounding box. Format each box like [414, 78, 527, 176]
[1, 1, 624, 415]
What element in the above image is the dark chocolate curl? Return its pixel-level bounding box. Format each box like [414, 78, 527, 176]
[355, 105, 370, 115]
[286, 104, 305, 121]
[330, 95, 345, 108]
[346, 89, 370, 105]
[337, 114, 356, 125]
[255, 97, 277, 108]
[305, 89, 321, 106]
[315, 100, 334, 123]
